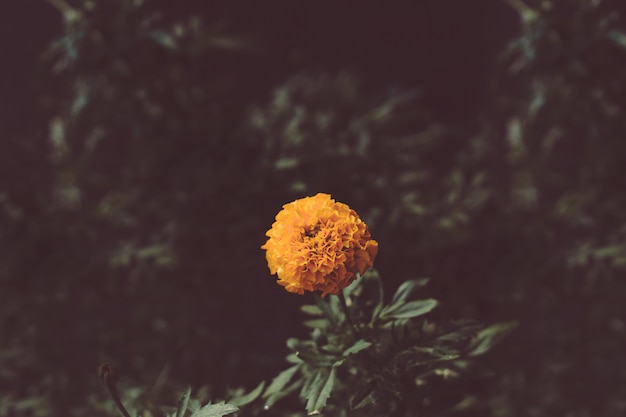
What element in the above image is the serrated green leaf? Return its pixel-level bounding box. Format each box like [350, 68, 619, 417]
[264, 379, 303, 410]
[300, 369, 316, 400]
[190, 402, 238, 417]
[264, 365, 300, 398]
[343, 339, 372, 357]
[390, 278, 430, 304]
[381, 299, 438, 319]
[229, 381, 265, 407]
[320, 343, 343, 356]
[469, 321, 518, 356]
[390, 346, 460, 370]
[296, 349, 336, 367]
[175, 387, 191, 417]
[305, 367, 336, 415]
[334, 339, 372, 366]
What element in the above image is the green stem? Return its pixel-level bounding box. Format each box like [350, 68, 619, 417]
[99, 364, 132, 417]
[106, 382, 133, 417]
[338, 291, 360, 339]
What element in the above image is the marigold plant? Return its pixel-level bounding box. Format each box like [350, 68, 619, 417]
[262, 193, 378, 296]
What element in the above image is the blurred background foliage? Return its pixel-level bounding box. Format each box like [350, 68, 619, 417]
[1, 0, 626, 415]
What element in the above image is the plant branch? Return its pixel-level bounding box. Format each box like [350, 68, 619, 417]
[42, 0, 82, 21]
[338, 292, 360, 339]
[99, 363, 132, 417]
[502, 0, 539, 21]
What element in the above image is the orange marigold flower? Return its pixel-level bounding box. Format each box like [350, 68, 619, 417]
[261, 193, 378, 297]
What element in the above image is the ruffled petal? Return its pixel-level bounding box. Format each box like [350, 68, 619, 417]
[262, 193, 378, 296]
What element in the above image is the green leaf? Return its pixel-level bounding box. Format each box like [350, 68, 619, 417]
[346, 270, 385, 322]
[390, 278, 430, 304]
[303, 319, 329, 329]
[297, 348, 336, 367]
[301, 305, 323, 316]
[286, 353, 303, 364]
[389, 346, 460, 372]
[305, 367, 336, 415]
[264, 380, 303, 410]
[381, 299, 438, 319]
[207, 35, 255, 51]
[436, 321, 483, 343]
[175, 387, 191, 417]
[378, 301, 401, 319]
[286, 338, 299, 351]
[343, 339, 372, 357]
[341, 271, 364, 299]
[151, 30, 179, 50]
[469, 322, 518, 356]
[275, 157, 299, 169]
[190, 402, 238, 417]
[608, 30, 626, 49]
[333, 339, 372, 366]
[350, 381, 376, 410]
[188, 399, 202, 416]
[300, 368, 316, 400]
[264, 365, 300, 398]
[229, 381, 265, 407]
[314, 296, 342, 326]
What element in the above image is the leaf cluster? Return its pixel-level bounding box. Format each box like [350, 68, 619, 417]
[221, 272, 515, 416]
[84, 271, 512, 417]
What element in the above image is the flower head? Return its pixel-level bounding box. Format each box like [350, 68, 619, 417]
[262, 193, 378, 297]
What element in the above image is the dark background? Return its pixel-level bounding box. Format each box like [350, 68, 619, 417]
[2, 1, 626, 416]
[2, 0, 516, 132]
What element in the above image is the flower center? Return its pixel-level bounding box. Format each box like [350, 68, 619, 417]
[303, 224, 321, 238]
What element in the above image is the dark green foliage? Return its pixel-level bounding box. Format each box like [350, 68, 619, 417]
[175, 387, 191, 417]
[252, 272, 510, 416]
[80, 273, 510, 417]
[190, 402, 238, 417]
